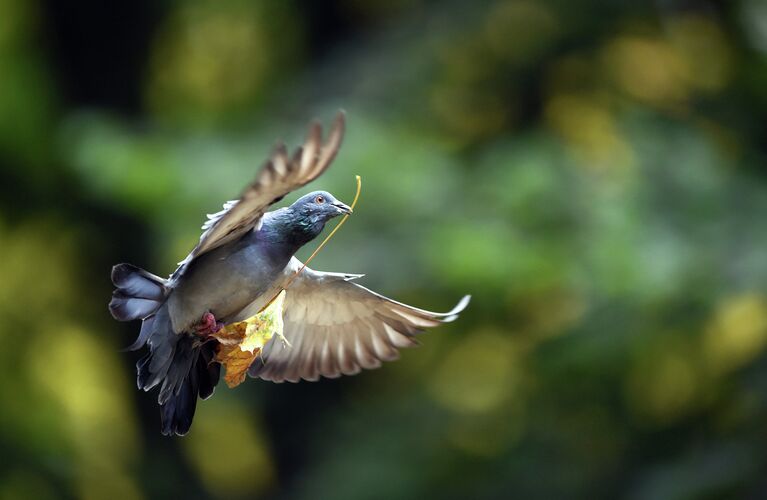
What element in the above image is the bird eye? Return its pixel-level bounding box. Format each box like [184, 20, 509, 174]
[315, 195, 325, 204]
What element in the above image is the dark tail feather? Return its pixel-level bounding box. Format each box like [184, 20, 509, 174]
[111, 263, 220, 436]
[198, 344, 221, 400]
[132, 302, 220, 436]
[160, 353, 198, 436]
[109, 263, 168, 323]
[135, 305, 181, 392]
[159, 340, 220, 436]
[124, 314, 156, 352]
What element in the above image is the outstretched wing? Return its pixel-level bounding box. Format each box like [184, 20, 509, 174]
[171, 112, 346, 283]
[245, 258, 471, 383]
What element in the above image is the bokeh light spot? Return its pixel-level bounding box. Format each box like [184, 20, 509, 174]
[428, 330, 522, 415]
[626, 340, 700, 424]
[603, 36, 689, 108]
[704, 293, 767, 374]
[183, 398, 275, 498]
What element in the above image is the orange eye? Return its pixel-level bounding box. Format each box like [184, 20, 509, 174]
[315, 195, 325, 204]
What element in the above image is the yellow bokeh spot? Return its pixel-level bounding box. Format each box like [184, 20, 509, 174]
[603, 18, 731, 108]
[28, 326, 142, 500]
[75, 466, 144, 500]
[428, 330, 521, 415]
[667, 15, 732, 93]
[626, 338, 700, 424]
[0, 218, 143, 498]
[146, 1, 299, 124]
[484, 0, 559, 64]
[0, 219, 79, 319]
[0, 0, 37, 48]
[183, 399, 275, 497]
[508, 287, 587, 340]
[545, 93, 634, 173]
[703, 293, 767, 374]
[446, 411, 525, 457]
[430, 82, 508, 143]
[29, 327, 139, 452]
[603, 36, 690, 107]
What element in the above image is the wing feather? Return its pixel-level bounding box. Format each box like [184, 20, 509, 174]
[245, 258, 470, 383]
[172, 112, 346, 282]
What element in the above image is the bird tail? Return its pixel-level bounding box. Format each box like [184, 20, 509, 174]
[156, 338, 220, 436]
[109, 263, 220, 436]
[109, 263, 167, 324]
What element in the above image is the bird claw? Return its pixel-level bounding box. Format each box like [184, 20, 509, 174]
[194, 311, 224, 337]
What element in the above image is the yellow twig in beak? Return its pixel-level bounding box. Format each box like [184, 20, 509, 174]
[261, 175, 362, 311]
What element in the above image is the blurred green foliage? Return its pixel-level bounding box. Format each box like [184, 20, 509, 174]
[2, 0, 767, 499]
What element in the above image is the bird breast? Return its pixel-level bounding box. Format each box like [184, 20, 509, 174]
[167, 237, 290, 333]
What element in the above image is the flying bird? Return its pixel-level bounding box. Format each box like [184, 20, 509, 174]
[109, 111, 470, 436]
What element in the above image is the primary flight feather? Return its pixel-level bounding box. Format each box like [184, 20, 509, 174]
[109, 111, 470, 436]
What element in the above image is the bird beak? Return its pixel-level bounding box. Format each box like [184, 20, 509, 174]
[332, 201, 353, 215]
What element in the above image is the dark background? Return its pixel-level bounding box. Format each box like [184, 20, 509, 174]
[2, 0, 767, 499]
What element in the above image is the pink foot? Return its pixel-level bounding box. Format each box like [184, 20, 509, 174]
[194, 312, 224, 336]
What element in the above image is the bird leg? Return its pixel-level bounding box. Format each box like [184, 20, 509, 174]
[194, 311, 224, 337]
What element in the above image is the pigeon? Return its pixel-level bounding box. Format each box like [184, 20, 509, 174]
[108, 111, 470, 436]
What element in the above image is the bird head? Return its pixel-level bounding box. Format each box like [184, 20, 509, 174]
[285, 190, 352, 244]
[291, 190, 352, 219]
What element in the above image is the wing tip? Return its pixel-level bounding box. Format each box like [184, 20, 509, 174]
[333, 109, 346, 127]
[329, 109, 346, 141]
[441, 294, 471, 322]
[111, 263, 134, 286]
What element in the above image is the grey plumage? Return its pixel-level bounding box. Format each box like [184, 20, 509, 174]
[109, 264, 167, 322]
[109, 111, 470, 436]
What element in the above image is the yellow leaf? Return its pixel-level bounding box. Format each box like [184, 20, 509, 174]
[212, 290, 287, 388]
